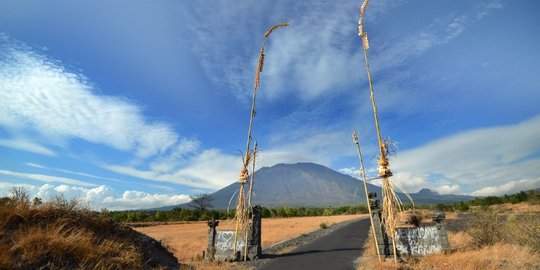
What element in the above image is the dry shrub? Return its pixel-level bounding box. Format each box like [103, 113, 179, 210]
[467, 209, 505, 247]
[447, 231, 473, 252]
[396, 209, 431, 227]
[467, 208, 540, 252]
[412, 243, 540, 270]
[356, 231, 540, 270]
[504, 213, 540, 252]
[0, 190, 177, 269]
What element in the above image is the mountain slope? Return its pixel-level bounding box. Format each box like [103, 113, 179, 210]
[163, 162, 475, 210]
[210, 162, 376, 209]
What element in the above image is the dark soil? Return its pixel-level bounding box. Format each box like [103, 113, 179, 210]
[445, 212, 473, 232]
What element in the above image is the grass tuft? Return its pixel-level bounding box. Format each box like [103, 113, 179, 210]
[0, 188, 177, 269]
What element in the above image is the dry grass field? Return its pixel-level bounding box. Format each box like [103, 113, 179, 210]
[357, 230, 540, 270]
[135, 214, 365, 263]
[0, 192, 178, 269]
[478, 202, 540, 213]
[357, 203, 540, 270]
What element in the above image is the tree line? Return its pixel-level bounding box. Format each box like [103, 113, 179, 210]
[413, 189, 540, 212]
[106, 204, 370, 223]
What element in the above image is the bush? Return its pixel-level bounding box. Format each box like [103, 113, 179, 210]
[467, 208, 540, 253]
[454, 201, 470, 211]
[504, 213, 540, 252]
[408, 215, 421, 226]
[467, 209, 504, 247]
[435, 203, 454, 212]
[322, 208, 334, 216]
[319, 222, 328, 229]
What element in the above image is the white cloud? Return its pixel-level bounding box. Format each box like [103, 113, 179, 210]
[185, 0, 502, 102]
[0, 34, 197, 159]
[392, 171, 431, 193]
[338, 167, 361, 179]
[103, 148, 239, 190]
[172, 149, 240, 189]
[184, 1, 366, 100]
[0, 169, 95, 187]
[103, 128, 363, 191]
[371, 2, 502, 72]
[262, 9, 361, 100]
[392, 116, 540, 195]
[0, 138, 56, 156]
[337, 168, 463, 195]
[25, 162, 124, 183]
[107, 190, 190, 210]
[0, 182, 190, 210]
[436, 184, 461, 195]
[471, 178, 540, 197]
[259, 130, 357, 168]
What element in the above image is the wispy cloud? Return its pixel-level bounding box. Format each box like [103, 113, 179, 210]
[0, 34, 197, 160]
[339, 115, 540, 195]
[184, 0, 503, 102]
[184, 1, 362, 101]
[103, 149, 239, 190]
[0, 169, 96, 187]
[471, 178, 540, 196]
[391, 115, 540, 195]
[0, 182, 190, 210]
[25, 162, 124, 183]
[0, 138, 56, 156]
[372, 0, 504, 71]
[260, 130, 356, 168]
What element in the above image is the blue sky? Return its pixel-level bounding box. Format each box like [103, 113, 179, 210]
[0, 0, 539, 210]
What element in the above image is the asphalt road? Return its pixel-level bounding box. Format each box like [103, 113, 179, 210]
[258, 218, 370, 270]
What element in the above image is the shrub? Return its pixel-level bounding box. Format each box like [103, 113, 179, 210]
[467, 209, 504, 247]
[504, 213, 540, 252]
[409, 215, 421, 226]
[322, 208, 334, 216]
[454, 201, 470, 211]
[319, 222, 328, 229]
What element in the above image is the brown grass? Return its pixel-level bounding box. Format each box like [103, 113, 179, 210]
[357, 230, 540, 270]
[357, 203, 540, 270]
[0, 192, 176, 269]
[479, 203, 540, 214]
[135, 214, 365, 265]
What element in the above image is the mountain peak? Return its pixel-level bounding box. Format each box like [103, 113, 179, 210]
[157, 163, 474, 210]
[271, 162, 321, 167]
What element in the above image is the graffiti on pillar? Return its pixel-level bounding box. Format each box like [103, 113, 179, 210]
[215, 231, 245, 253]
[395, 226, 447, 256]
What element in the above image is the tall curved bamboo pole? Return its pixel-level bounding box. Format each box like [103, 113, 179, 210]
[247, 142, 258, 210]
[233, 22, 289, 257]
[352, 130, 381, 262]
[243, 141, 258, 261]
[358, 0, 398, 263]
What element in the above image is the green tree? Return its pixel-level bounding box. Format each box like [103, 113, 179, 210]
[189, 193, 214, 213]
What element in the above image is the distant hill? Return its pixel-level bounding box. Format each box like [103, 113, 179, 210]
[160, 162, 474, 210]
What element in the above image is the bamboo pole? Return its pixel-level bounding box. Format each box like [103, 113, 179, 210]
[243, 142, 258, 261]
[352, 130, 381, 262]
[358, 0, 398, 263]
[233, 22, 288, 258]
[247, 142, 258, 210]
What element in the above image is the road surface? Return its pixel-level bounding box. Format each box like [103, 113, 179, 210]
[258, 218, 370, 270]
